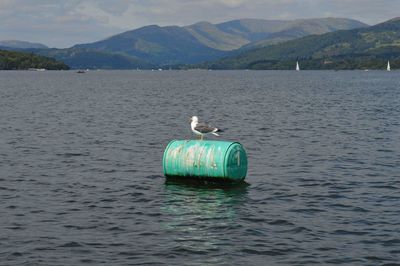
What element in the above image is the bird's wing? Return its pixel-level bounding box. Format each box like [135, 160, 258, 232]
[195, 122, 216, 133]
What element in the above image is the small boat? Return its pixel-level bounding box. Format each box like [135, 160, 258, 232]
[76, 70, 86, 73]
[387, 61, 391, 71]
[296, 61, 300, 71]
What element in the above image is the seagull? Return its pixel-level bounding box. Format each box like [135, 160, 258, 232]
[190, 116, 222, 140]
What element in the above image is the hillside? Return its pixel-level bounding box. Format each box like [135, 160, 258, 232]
[0, 50, 69, 70]
[6, 17, 365, 69]
[0, 40, 48, 49]
[64, 17, 366, 67]
[74, 25, 226, 65]
[188, 18, 367, 50]
[206, 17, 400, 70]
[38, 48, 155, 69]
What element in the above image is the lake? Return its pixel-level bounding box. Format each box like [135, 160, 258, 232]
[1, 70, 399, 265]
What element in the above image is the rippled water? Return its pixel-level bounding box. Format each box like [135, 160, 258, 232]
[1, 70, 399, 265]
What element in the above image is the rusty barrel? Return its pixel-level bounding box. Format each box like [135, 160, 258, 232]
[163, 140, 247, 181]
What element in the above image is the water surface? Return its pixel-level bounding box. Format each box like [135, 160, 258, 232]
[1, 70, 399, 265]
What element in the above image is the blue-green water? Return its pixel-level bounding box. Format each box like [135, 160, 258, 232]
[1, 70, 399, 265]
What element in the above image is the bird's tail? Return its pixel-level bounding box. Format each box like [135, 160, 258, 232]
[212, 128, 222, 136]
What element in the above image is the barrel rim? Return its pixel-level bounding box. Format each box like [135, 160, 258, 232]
[223, 142, 246, 180]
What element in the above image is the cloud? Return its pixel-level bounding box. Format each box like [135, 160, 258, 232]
[95, 0, 131, 15]
[0, 0, 119, 47]
[0, 0, 399, 47]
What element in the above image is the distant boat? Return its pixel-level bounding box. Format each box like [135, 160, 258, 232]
[296, 61, 300, 71]
[387, 61, 391, 71]
[76, 70, 86, 73]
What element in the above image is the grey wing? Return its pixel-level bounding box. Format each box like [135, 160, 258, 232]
[195, 122, 216, 133]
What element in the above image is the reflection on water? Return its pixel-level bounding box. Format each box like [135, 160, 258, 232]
[161, 179, 248, 261]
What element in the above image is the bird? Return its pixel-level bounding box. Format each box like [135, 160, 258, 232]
[190, 116, 222, 140]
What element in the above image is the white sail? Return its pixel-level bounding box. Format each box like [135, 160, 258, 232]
[296, 61, 300, 71]
[387, 61, 391, 71]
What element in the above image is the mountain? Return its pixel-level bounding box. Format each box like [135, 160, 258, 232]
[74, 25, 227, 65]
[5, 17, 365, 69]
[37, 47, 155, 69]
[0, 49, 69, 70]
[184, 21, 249, 51]
[0, 40, 48, 49]
[64, 17, 366, 67]
[205, 17, 400, 70]
[187, 18, 367, 50]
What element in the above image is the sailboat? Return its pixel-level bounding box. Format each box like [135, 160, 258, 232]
[296, 61, 300, 71]
[387, 61, 391, 71]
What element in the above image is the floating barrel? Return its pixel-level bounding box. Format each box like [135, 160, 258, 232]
[163, 140, 247, 181]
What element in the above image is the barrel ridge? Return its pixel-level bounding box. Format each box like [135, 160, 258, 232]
[163, 140, 177, 175]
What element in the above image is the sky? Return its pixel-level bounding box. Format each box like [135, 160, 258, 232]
[1, 0, 400, 48]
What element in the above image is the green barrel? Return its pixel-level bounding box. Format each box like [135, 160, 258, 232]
[163, 140, 247, 181]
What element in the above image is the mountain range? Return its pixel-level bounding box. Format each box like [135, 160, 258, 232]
[205, 17, 400, 70]
[0, 18, 367, 69]
[0, 40, 48, 49]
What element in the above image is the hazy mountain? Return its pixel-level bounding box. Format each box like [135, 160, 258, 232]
[66, 17, 366, 67]
[74, 25, 226, 65]
[5, 17, 366, 69]
[184, 21, 249, 51]
[204, 18, 400, 70]
[0, 40, 48, 49]
[187, 18, 367, 50]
